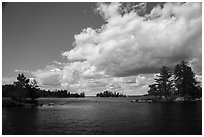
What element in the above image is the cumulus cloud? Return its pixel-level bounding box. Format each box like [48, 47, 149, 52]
[62, 2, 201, 77]
[34, 70, 62, 87]
[34, 2, 201, 95]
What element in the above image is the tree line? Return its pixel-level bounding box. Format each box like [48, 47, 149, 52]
[2, 74, 85, 101]
[148, 61, 202, 99]
[96, 91, 126, 97]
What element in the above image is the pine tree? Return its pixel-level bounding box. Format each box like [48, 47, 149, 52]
[13, 74, 30, 100]
[148, 84, 158, 95]
[29, 79, 39, 100]
[154, 66, 173, 96]
[174, 61, 201, 98]
[14, 74, 30, 88]
[12, 74, 39, 101]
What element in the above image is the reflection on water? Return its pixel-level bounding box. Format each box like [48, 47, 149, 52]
[2, 97, 202, 135]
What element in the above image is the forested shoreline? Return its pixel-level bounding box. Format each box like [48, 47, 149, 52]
[2, 74, 85, 100]
[146, 61, 201, 102]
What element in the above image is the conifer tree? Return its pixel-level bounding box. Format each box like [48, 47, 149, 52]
[13, 74, 30, 99]
[154, 66, 173, 96]
[148, 66, 173, 96]
[174, 61, 201, 98]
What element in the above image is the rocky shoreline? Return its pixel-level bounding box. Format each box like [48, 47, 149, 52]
[131, 96, 202, 103]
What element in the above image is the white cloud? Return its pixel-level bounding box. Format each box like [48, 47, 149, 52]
[63, 2, 201, 77]
[14, 69, 30, 73]
[34, 69, 62, 87]
[53, 61, 63, 65]
[34, 2, 201, 95]
[96, 2, 121, 20]
[189, 56, 202, 75]
[2, 77, 16, 85]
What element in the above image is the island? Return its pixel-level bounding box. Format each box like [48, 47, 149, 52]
[2, 74, 85, 107]
[96, 91, 126, 97]
[132, 61, 202, 103]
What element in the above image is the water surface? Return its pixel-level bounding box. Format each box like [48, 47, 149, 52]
[2, 97, 202, 135]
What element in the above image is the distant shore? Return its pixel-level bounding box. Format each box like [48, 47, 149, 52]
[3, 95, 202, 108]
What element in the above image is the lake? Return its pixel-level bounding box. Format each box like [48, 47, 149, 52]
[2, 97, 202, 135]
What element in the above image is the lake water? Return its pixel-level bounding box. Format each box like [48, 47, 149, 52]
[2, 97, 202, 135]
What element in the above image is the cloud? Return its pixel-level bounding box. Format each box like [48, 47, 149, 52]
[34, 2, 201, 95]
[53, 61, 63, 65]
[189, 56, 202, 75]
[96, 2, 121, 20]
[34, 60, 155, 95]
[62, 2, 201, 77]
[14, 69, 30, 74]
[2, 77, 16, 85]
[34, 69, 62, 87]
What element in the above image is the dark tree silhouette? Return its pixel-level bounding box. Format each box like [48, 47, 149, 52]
[148, 84, 158, 96]
[8, 74, 39, 102]
[28, 79, 40, 101]
[2, 84, 16, 97]
[13, 74, 30, 100]
[96, 90, 126, 97]
[174, 61, 201, 98]
[155, 66, 173, 96]
[14, 74, 30, 88]
[147, 61, 201, 100]
[80, 92, 85, 97]
[148, 66, 173, 96]
[2, 74, 85, 102]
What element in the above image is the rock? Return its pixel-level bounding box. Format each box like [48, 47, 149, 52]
[49, 103, 54, 106]
[174, 97, 185, 102]
[138, 99, 146, 103]
[147, 100, 153, 103]
[195, 98, 201, 101]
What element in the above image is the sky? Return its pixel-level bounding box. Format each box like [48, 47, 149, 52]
[2, 2, 202, 95]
